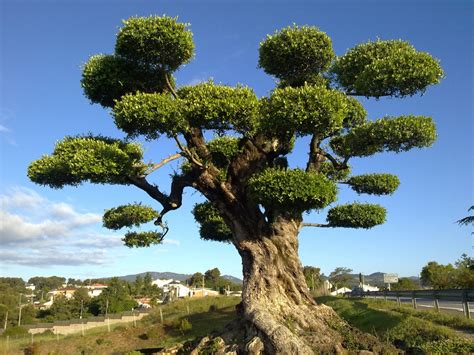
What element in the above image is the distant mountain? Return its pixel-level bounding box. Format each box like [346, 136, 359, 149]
[110, 271, 243, 285]
[115, 271, 191, 282]
[222, 275, 243, 284]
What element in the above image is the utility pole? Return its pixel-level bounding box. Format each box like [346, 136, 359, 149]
[80, 299, 84, 319]
[17, 294, 22, 327]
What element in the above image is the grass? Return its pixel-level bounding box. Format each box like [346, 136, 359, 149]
[317, 296, 474, 353]
[0, 296, 241, 355]
[2, 295, 472, 353]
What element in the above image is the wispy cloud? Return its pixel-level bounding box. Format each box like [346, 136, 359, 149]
[162, 238, 181, 246]
[0, 187, 120, 267]
[0, 124, 10, 133]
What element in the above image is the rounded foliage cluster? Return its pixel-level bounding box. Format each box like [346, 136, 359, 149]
[103, 204, 159, 230]
[260, 85, 351, 139]
[331, 39, 443, 98]
[207, 136, 242, 170]
[347, 174, 400, 195]
[247, 168, 337, 212]
[259, 25, 334, 85]
[192, 202, 233, 243]
[113, 92, 184, 140]
[327, 203, 386, 228]
[177, 82, 259, 133]
[330, 115, 436, 158]
[115, 16, 194, 71]
[123, 231, 163, 248]
[28, 135, 144, 188]
[81, 54, 169, 108]
[319, 162, 351, 181]
[343, 97, 367, 129]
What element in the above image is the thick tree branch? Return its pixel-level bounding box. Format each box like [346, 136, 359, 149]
[173, 134, 204, 168]
[301, 222, 330, 228]
[306, 135, 324, 172]
[143, 153, 182, 176]
[128, 173, 193, 217]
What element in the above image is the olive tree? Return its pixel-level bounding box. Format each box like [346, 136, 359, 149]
[28, 16, 443, 352]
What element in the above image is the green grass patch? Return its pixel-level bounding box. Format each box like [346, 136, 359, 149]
[0, 296, 241, 355]
[317, 296, 474, 353]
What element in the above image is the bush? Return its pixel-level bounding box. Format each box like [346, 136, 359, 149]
[175, 318, 192, 335]
[209, 304, 218, 312]
[3, 326, 29, 336]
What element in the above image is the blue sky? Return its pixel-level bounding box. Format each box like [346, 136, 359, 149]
[1, 0, 472, 282]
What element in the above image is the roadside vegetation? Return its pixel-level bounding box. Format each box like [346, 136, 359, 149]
[317, 296, 474, 353]
[2, 295, 473, 354]
[0, 296, 241, 354]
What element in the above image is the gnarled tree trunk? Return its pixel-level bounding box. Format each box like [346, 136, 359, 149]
[235, 221, 345, 354]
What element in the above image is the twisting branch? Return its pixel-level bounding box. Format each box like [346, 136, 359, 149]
[301, 222, 330, 228]
[165, 73, 178, 99]
[173, 134, 204, 168]
[143, 153, 182, 177]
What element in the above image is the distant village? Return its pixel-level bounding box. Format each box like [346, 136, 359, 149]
[24, 277, 243, 311]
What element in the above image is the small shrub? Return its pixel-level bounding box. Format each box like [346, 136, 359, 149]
[23, 343, 41, 355]
[209, 304, 218, 312]
[3, 326, 29, 336]
[96, 338, 105, 345]
[175, 318, 192, 335]
[145, 326, 162, 339]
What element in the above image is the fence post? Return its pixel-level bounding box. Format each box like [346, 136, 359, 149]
[396, 293, 401, 308]
[412, 292, 417, 309]
[31, 332, 34, 344]
[462, 290, 471, 319]
[6, 335, 9, 354]
[159, 307, 163, 324]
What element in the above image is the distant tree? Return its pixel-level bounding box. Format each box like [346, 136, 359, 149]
[303, 266, 322, 291]
[420, 261, 457, 289]
[89, 278, 137, 315]
[391, 277, 420, 290]
[67, 278, 83, 286]
[457, 206, 474, 227]
[28, 276, 66, 295]
[329, 267, 353, 289]
[454, 254, 474, 288]
[142, 273, 154, 296]
[204, 268, 221, 288]
[133, 275, 144, 297]
[187, 272, 204, 287]
[27, 15, 443, 351]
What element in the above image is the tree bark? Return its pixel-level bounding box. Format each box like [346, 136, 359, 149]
[234, 222, 344, 354]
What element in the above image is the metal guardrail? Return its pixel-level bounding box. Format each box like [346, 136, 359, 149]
[356, 288, 474, 319]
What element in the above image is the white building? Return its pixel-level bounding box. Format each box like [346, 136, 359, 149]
[330, 287, 351, 296]
[84, 284, 108, 297]
[152, 278, 175, 288]
[164, 281, 191, 298]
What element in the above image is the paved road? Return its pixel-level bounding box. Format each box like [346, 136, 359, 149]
[372, 296, 472, 316]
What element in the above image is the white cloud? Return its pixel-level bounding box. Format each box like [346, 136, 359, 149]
[0, 187, 44, 209]
[162, 238, 180, 246]
[0, 124, 10, 133]
[0, 187, 120, 267]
